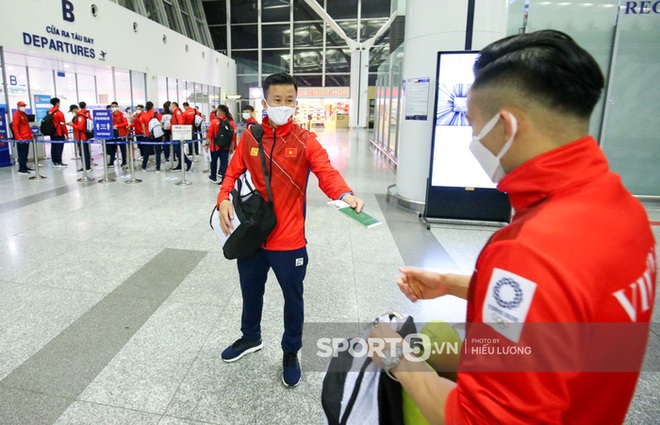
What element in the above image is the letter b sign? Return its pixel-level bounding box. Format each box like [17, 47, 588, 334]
[62, 0, 75, 22]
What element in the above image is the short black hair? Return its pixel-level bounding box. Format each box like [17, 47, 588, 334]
[146, 101, 154, 110]
[183, 102, 190, 108]
[69, 104, 79, 112]
[111, 101, 118, 107]
[136, 104, 144, 110]
[51, 98, 60, 106]
[473, 30, 604, 118]
[242, 105, 255, 113]
[262, 73, 298, 99]
[171, 102, 179, 108]
[79, 101, 87, 109]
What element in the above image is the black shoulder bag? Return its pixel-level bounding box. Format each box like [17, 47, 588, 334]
[222, 125, 277, 259]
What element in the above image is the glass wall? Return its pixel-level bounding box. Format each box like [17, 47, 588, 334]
[526, 0, 660, 196]
[372, 44, 403, 160]
[204, 0, 391, 99]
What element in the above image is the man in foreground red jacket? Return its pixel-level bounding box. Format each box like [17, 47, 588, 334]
[11, 101, 34, 174]
[369, 30, 656, 425]
[216, 73, 364, 387]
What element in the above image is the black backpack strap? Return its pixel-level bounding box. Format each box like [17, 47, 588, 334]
[252, 125, 273, 204]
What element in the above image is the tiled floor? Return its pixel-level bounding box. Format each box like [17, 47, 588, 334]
[0, 129, 657, 424]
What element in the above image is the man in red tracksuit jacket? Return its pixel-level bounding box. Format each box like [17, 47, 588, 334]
[170, 101, 191, 171]
[182, 102, 201, 156]
[11, 101, 34, 174]
[68, 104, 92, 172]
[109, 101, 128, 168]
[216, 73, 364, 387]
[369, 30, 656, 425]
[140, 101, 163, 171]
[48, 97, 68, 168]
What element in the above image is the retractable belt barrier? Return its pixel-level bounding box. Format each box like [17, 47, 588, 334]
[6, 137, 203, 186]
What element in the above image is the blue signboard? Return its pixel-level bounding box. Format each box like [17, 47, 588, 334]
[0, 107, 11, 167]
[33, 94, 52, 122]
[93, 110, 113, 139]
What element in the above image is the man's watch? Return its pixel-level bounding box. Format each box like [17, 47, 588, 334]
[381, 344, 403, 381]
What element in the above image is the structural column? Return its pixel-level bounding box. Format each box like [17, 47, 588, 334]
[349, 48, 370, 128]
[395, 0, 508, 205]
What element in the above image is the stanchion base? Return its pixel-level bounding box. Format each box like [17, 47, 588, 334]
[77, 176, 95, 182]
[29, 175, 47, 180]
[126, 178, 143, 184]
[175, 179, 193, 186]
[98, 178, 116, 183]
[71, 156, 81, 160]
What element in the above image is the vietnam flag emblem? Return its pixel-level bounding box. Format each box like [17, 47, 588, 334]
[285, 148, 298, 157]
[250, 147, 259, 156]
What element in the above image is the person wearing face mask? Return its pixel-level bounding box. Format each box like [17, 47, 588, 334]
[241, 104, 259, 131]
[368, 30, 656, 425]
[216, 72, 365, 388]
[109, 101, 129, 169]
[11, 101, 34, 174]
[170, 101, 192, 171]
[47, 97, 68, 168]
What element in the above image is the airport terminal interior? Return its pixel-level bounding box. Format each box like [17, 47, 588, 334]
[1, 0, 659, 424]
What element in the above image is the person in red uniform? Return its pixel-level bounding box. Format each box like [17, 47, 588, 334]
[11, 101, 34, 174]
[241, 104, 259, 130]
[130, 104, 146, 162]
[140, 101, 163, 172]
[368, 30, 657, 424]
[182, 102, 201, 156]
[67, 104, 92, 172]
[47, 97, 68, 168]
[170, 101, 191, 171]
[205, 105, 233, 184]
[216, 73, 364, 387]
[109, 101, 128, 168]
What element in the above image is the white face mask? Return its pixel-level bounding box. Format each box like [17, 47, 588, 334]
[112, 107, 119, 113]
[266, 102, 295, 126]
[468, 113, 518, 183]
[19, 107, 26, 112]
[242, 112, 251, 120]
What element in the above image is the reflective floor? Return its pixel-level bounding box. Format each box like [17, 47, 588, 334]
[0, 129, 658, 424]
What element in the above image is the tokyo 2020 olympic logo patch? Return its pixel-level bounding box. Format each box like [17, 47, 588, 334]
[493, 278, 523, 309]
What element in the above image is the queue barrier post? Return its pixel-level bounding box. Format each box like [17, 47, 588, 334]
[77, 139, 94, 183]
[126, 136, 142, 184]
[98, 139, 116, 183]
[28, 138, 46, 180]
[175, 139, 192, 186]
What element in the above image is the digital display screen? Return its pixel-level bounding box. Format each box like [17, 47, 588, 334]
[430, 52, 495, 189]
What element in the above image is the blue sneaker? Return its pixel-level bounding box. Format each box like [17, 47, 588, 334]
[282, 352, 301, 387]
[221, 338, 263, 363]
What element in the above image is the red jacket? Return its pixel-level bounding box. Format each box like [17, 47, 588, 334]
[132, 112, 146, 135]
[218, 118, 353, 251]
[48, 106, 67, 137]
[12, 110, 33, 140]
[206, 117, 221, 152]
[207, 116, 235, 152]
[171, 107, 184, 126]
[183, 107, 196, 125]
[112, 111, 128, 136]
[71, 112, 88, 141]
[245, 116, 259, 129]
[445, 137, 656, 425]
[141, 110, 162, 138]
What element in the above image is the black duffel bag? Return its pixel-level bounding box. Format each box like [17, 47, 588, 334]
[222, 125, 277, 259]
